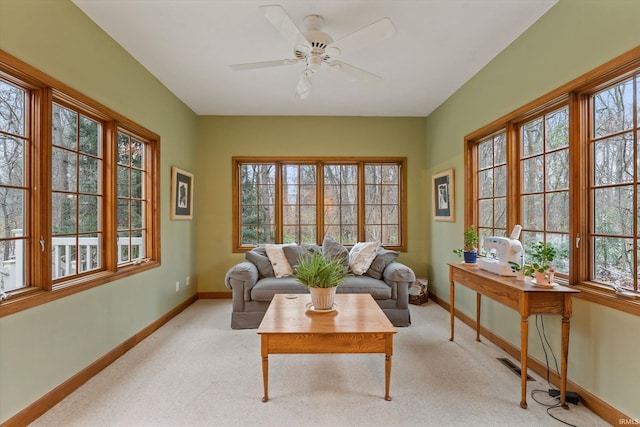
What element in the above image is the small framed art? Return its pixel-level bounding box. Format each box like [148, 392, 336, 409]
[432, 169, 454, 222]
[170, 166, 193, 220]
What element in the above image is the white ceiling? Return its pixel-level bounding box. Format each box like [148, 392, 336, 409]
[71, 0, 557, 117]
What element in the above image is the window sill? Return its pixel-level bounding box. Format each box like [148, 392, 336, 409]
[0, 261, 159, 318]
[573, 282, 640, 317]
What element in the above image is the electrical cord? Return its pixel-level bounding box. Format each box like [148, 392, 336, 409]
[532, 315, 581, 427]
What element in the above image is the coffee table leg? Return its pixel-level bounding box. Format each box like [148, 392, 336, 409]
[385, 354, 392, 401]
[261, 336, 269, 402]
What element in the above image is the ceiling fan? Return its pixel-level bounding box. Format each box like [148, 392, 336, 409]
[230, 4, 396, 99]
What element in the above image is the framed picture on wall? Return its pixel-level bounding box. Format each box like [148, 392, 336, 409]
[432, 169, 454, 221]
[171, 166, 194, 220]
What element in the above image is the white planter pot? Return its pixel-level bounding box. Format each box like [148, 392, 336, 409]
[309, 287, 337, 310]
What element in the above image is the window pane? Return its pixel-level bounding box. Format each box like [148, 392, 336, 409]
[382, 225, 398, 245]
[546, 150, 569, 191]
[522, 157, 543, 193]
[494, 133, 506, 165]
[300, 185, 315, 204]
[594, 186, 633, 235]
[52, 237, 76, 279]
[0, 188, 24, 237]
[117, 166, 130, 197]
[78, 234, 100, 273]
[0, 80, 25, 135]
[79, 116, 100, 156]
[52, 192, 76, 235]
[0, 136, 24, 186]
[383, 205, 398, 224]
[545, 106, 569, 150]
[593, 236, 633, 288]
[131, 170, 143, 199]
[593, 79, 634, 138]
[300, 165, 315, 184]
[52, 147, 77, 192]
[365, 205, 381, 224]
[118, 231, 130, 263]
[132, 230, 145, 259]
[0, 237, 25, 291]
[52, 104, 77, 150]
[79, 195, 99, 233]
[546, 192, 569, 233]
[365, 184, 381, 204]
[365, 225, 380, 242]
[479, 139, 493, 169]
[494, 198, 506, 229]
[522, 194, 544, 230]
[117, 199, 130, 230]
[79, 155, 100, 194]
[547, 233, 569, 275]
[494, 165, 506, 197]
[479, 170, 493, 198]
[593, 134, 634, 186]
[478, 199, 493, 228]
[522, 117, 543, 157]
[131, 200, 143, 229]
[118, 133, 130, 165]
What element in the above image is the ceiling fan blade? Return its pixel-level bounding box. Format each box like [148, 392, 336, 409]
[328, 18, 396, 55]
[327, 60, 382, 85]
[260, 5, 309, 49]
[230, 59, 298, 71]
[295, 70, 315, 100]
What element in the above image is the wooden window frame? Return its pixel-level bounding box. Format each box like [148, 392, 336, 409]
[0, 50, 160, 317]
[232, 156, 407, 252]
[464, 46, 640, 317]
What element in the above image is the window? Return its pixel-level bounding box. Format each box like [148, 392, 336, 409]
[0, 51, 159, 315]
[590, 77, 639, 291]
[465, 46, 640, 315]
[0, 79, 28, 292]
[520, 106, 570, 275]
[234, 158, 406, 251]
[476, 131, 507, 249]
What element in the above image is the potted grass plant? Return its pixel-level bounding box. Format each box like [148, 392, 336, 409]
[294, 251, 350, 310]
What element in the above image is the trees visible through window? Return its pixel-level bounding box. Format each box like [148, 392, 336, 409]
[0, 51, 160, 314]
[590, 76, 639, 291]
[466, 46, 640, 314]
[0, 79, 28, 292]
[234, 158, 406, 251]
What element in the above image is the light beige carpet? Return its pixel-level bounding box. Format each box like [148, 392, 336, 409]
[31, 299, 609, 426]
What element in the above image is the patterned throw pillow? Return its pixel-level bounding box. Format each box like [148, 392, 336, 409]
[264, 244, 294, 278]
[348, 241, 380, 275]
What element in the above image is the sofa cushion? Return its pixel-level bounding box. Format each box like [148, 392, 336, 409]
[349, 241, 380, 275]
[365, 247, 400, 280]
[265, 244, 294, 277]
[337, 275, 392, 300]
[322, 236, 349, 272]
[251, 277, 308, 301]
[245, 247, 274, 278]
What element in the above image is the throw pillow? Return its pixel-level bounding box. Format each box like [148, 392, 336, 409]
[264, 244, 294, 278]
[349, 241, 380, 275]
[322, 236, 349, 272]
[282, 244, 309, 269]
[245, 247, 275, 278]
[364, 247, 400, 280]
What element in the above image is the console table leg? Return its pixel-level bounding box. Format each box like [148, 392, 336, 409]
[449, 279, 455, 341]
[476, 293, 482, 342]
[561, 315, 570, 409]
[520, 316, 529, 409]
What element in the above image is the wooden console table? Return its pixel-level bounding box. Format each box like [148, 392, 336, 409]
[448, 263, 579, 409]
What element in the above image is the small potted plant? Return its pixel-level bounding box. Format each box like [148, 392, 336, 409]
[453, 225, 479, 264]
[510, 241, 557, 286]
[293, 251, 349, 310]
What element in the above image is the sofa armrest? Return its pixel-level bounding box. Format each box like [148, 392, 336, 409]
[382, 262, 416, 308]
[225, 262, 259, 311]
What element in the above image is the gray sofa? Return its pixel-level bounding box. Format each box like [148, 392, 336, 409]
[224, 240, 416, 329]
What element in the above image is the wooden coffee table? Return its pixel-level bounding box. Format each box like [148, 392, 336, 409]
[257, 293, 397, 402]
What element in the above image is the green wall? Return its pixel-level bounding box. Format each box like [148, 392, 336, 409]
[0, 0, 199, 423]
[196, 116, 428, 293]
[426, 0, 640, 419]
